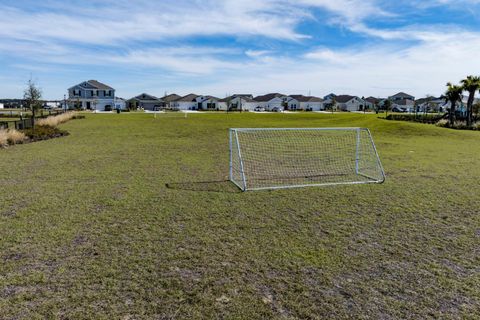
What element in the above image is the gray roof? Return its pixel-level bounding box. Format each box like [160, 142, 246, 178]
[365, 96, 381, 104]
[253, 93, 285, 102]
[68, 80, 114, 90]
[175, 94, 199, 102]
[204, 95, 220, 101]
[389, 92, 415, 99]
[289, 95, 323, 102]
[220, 94, 257, 103]
[132, 93, 161, 101]
[162, 94, 181, 102]
[86, 80, 114, 90]
[335, 95, 357, 103]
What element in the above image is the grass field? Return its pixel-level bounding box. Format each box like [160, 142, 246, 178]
[0, 112, 479, 319]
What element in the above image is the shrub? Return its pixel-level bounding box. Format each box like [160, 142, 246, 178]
[0, 130, 8, 147]
[436, 120, 480, 130]
[7, 129, 26, 144]
[436, 119, 449, 128]
[386, 113, 444, 124]
[0, 129, 26, 147]
[36, 112, 76, 127]
[23, 125, 69, 141]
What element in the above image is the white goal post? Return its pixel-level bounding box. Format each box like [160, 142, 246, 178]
[229, 128, 385, 191]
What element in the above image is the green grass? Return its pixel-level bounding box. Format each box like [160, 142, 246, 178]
[0, 112, 479, 319]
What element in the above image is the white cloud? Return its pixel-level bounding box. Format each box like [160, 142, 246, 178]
[0, 0, 391, 45]
[1, 0, 479, 99]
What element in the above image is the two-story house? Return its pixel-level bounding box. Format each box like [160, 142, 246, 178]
[388, 92, 415, 112]
[68, 80, 116, 111]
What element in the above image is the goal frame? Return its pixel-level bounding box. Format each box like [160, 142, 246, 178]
[229, 127, 386, 191]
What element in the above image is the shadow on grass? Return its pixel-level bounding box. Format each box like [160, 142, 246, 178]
[165, 180, 242, 193]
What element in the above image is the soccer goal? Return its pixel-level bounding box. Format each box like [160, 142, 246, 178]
[229, 128, 385, 191]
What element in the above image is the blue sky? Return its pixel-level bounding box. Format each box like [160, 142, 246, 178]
[1, 0, 480, 99]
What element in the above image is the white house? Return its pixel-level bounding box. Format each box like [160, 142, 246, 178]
[0, 103, 4, 109]
[289, 95, 324, 111]
[197, 96, 221, 110]
[333, 95, 366, 112]
[161, 94, 181, 110]
[172, 94, 200, 110]
[218, 94, 258, 111]
[114, 98, 127, 110]
[68, 80, 116, 111]
[253, 93, 286, 111]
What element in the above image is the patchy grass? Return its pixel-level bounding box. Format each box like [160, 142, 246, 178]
[0, 113, 479, 319]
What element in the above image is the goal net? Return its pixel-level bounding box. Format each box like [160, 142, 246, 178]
[229, 128, 385, 191]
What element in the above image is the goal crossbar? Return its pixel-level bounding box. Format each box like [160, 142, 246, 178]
[229, 127, 385, 191]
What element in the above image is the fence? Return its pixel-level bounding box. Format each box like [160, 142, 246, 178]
[0, 110, 65, 130]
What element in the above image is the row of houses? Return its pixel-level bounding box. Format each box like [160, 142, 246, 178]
[66, 80, 470, 113]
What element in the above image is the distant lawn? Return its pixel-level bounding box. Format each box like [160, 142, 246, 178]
[0, 112, 479, 319]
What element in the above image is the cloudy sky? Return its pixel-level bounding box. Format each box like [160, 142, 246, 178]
[1, 0, 480, 99]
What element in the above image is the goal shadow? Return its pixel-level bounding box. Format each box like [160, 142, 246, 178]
[165, 180, 242, 193]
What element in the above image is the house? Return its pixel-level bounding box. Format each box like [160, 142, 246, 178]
[172, 94, 200, 110]
[323, 93, 337, 100]
[161, 94, 181, 110]
[114, 98, 127, 110]
[130, 93, 163, 111]
[388, 92, 415, 112]
[365, 97, 381, 109]
[253, 93, 286, 111]
[42, 101, 61, 109]
[333, 95, 366, 112]
[0, 103, 3, 109]
[389, 92, 415, 101]
[219, 94, 257, 111]
[197, 96, 220, 110]
[68, 80, 116, 111]
[288, 95, 324, 111]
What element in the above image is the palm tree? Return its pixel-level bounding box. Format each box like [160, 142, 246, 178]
[460, 75, 480, 126]
[444, 82, 463, 126]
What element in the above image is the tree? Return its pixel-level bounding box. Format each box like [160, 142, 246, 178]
[374, 101, 380, 114]
[23, 79, 42, 128]
[473, 102, 480, 122]
[444, 82, 463, 126]
[331, 96, 337, 114]
[129, 99, 137, 111]
[384, 99, 392, 117]
[460, 75, 480, 126]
